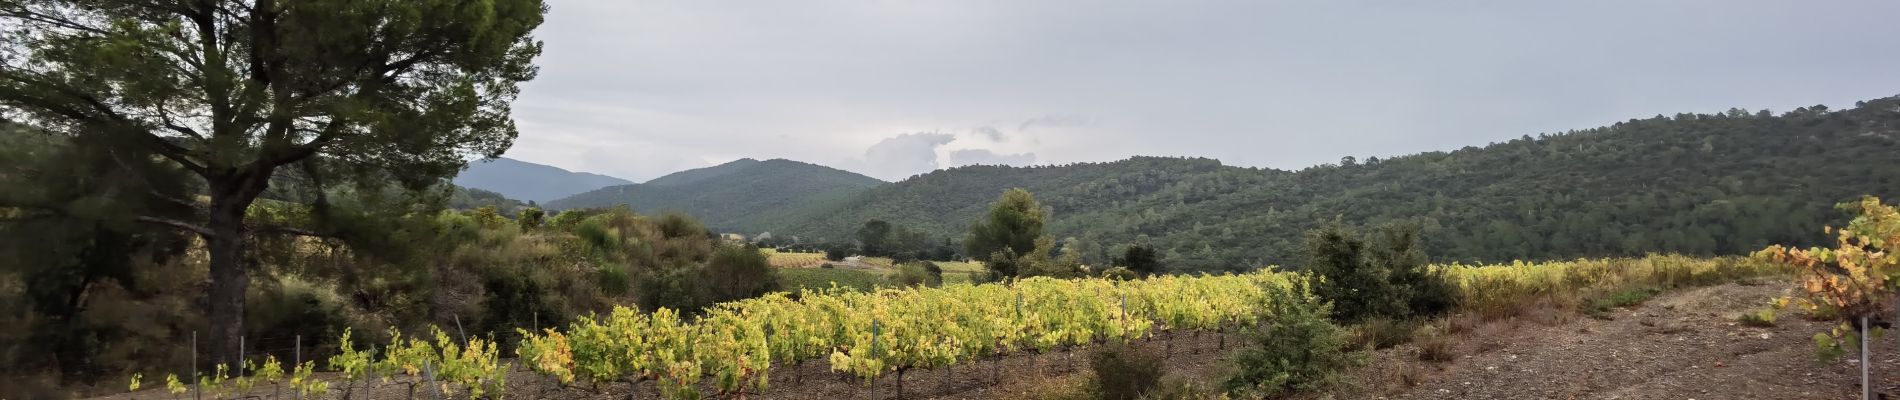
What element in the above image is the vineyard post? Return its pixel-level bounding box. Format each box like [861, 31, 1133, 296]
[454, 314, 468, 345]
[193, 331, 200, 400]
[1119, 294, 1127, 340]
[425, 360, 445, 400]
[1864, 316, 1873, 400]
[294, 335, 301, 400]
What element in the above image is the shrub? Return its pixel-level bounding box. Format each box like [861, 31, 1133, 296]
[1224, 279, 1357, 397]
[1349, 318, 1417, 350]
[1115, 244, 1160, 277]
[596, 264, 632, 296]
[517, 207, 545, 230]
[635, 263, 701, 312]
[545, 209, 590, 230]
[888, 262, 943, 288]
[1738, 308, 1778, 327]
[1099, 266, 1140, 281]
[1304, 224, 1401, 322]
[824, 246, 848, 262]
[1307, 223, 1460, 323]
[1581, 287, 1658, 318]
[1142, 377, 1223, 400]
[656, 212, 706, 239]
[1415, 329, 1456, 362]
[699, 244, 780, 303]
[1088, 343, 1164, 400]
[574, 218, 617, 253]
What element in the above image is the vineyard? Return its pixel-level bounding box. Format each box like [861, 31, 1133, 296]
[112, 254, 1789, 399]
[764, 250, 830, 268]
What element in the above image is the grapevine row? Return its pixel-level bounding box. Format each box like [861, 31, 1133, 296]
[515, 272, 1294, 398]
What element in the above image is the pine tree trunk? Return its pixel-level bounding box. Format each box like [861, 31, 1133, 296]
[204, 171, 269, 371]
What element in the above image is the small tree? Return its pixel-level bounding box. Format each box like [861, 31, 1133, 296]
[856, 219, 893, 256]
[823, 245, 849, 262]
[1761, 196, 1900, 399]
[1368, 223, 1458, 317]
[1019, 236, 1083, 278]
[1224, 279, 1356, 397]
[967, 188, 1045, 280]
[1304, 222, 1457, 322]
[1117, 243, 1161, 277]
[1303, 224, 1401, 322]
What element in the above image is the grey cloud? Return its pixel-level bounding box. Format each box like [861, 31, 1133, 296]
[498, 0, 1900, 181]
[972, 126, 1007, 141]
[950, 149, 1037, 167]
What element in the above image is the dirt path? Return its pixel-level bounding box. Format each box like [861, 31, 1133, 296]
[1351, 281, 1900, 400]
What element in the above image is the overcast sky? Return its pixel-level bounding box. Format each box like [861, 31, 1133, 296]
[499, 0, 1900, 182]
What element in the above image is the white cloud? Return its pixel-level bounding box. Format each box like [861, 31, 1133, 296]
[850, 132, 956, 181]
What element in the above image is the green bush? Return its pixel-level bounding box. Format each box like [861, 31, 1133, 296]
[635, 263, 702, 312]
[1224, 279, 1357, 397]
[1305, 222, 1459, 322]
[699, 244, 780, 303]
[575, 218, 618, 253]
[1089, 343, 1164, 400]
[597, 264, 632, 297]
[889, 261, 944, 288]
[545, 209, 590, 230]
[1581, 287, 1658, 318]
[657, 212, 706, 239]
[517, 207, 545, 230]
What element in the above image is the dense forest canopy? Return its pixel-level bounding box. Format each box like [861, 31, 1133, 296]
[741, 97, 1900, 272]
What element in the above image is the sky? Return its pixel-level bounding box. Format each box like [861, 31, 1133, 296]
[499, 0, 1900, 182]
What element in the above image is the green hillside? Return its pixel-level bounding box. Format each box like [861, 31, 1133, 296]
[759, 97, 1900, 272]
[642, 158, 762, 187]
[547, 158, 886, 230]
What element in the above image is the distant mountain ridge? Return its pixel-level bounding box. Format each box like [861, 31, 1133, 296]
[546, 158, 886, 230]
[643, 158, 762, 187]
[453, 157, 632, 203]
[742, 96, 1900, 272]
[535, 96, 1900, 273]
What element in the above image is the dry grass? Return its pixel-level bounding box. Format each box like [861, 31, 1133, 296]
[1416, 334, 1456, 363]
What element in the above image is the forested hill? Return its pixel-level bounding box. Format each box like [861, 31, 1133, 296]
[761, 96, 1900, 272]
[547, 158, 887, 230]
[452, 157, 632, 202]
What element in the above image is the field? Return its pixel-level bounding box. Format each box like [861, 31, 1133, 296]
[933, 260, 986, 284]
[778, 267, 885, 292]
[763, 249, 829, 268]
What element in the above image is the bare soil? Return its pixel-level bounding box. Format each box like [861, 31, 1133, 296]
[1344, 280, 1900, 400]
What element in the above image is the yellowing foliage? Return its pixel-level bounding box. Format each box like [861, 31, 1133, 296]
[1759, 197, 1900, 318]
